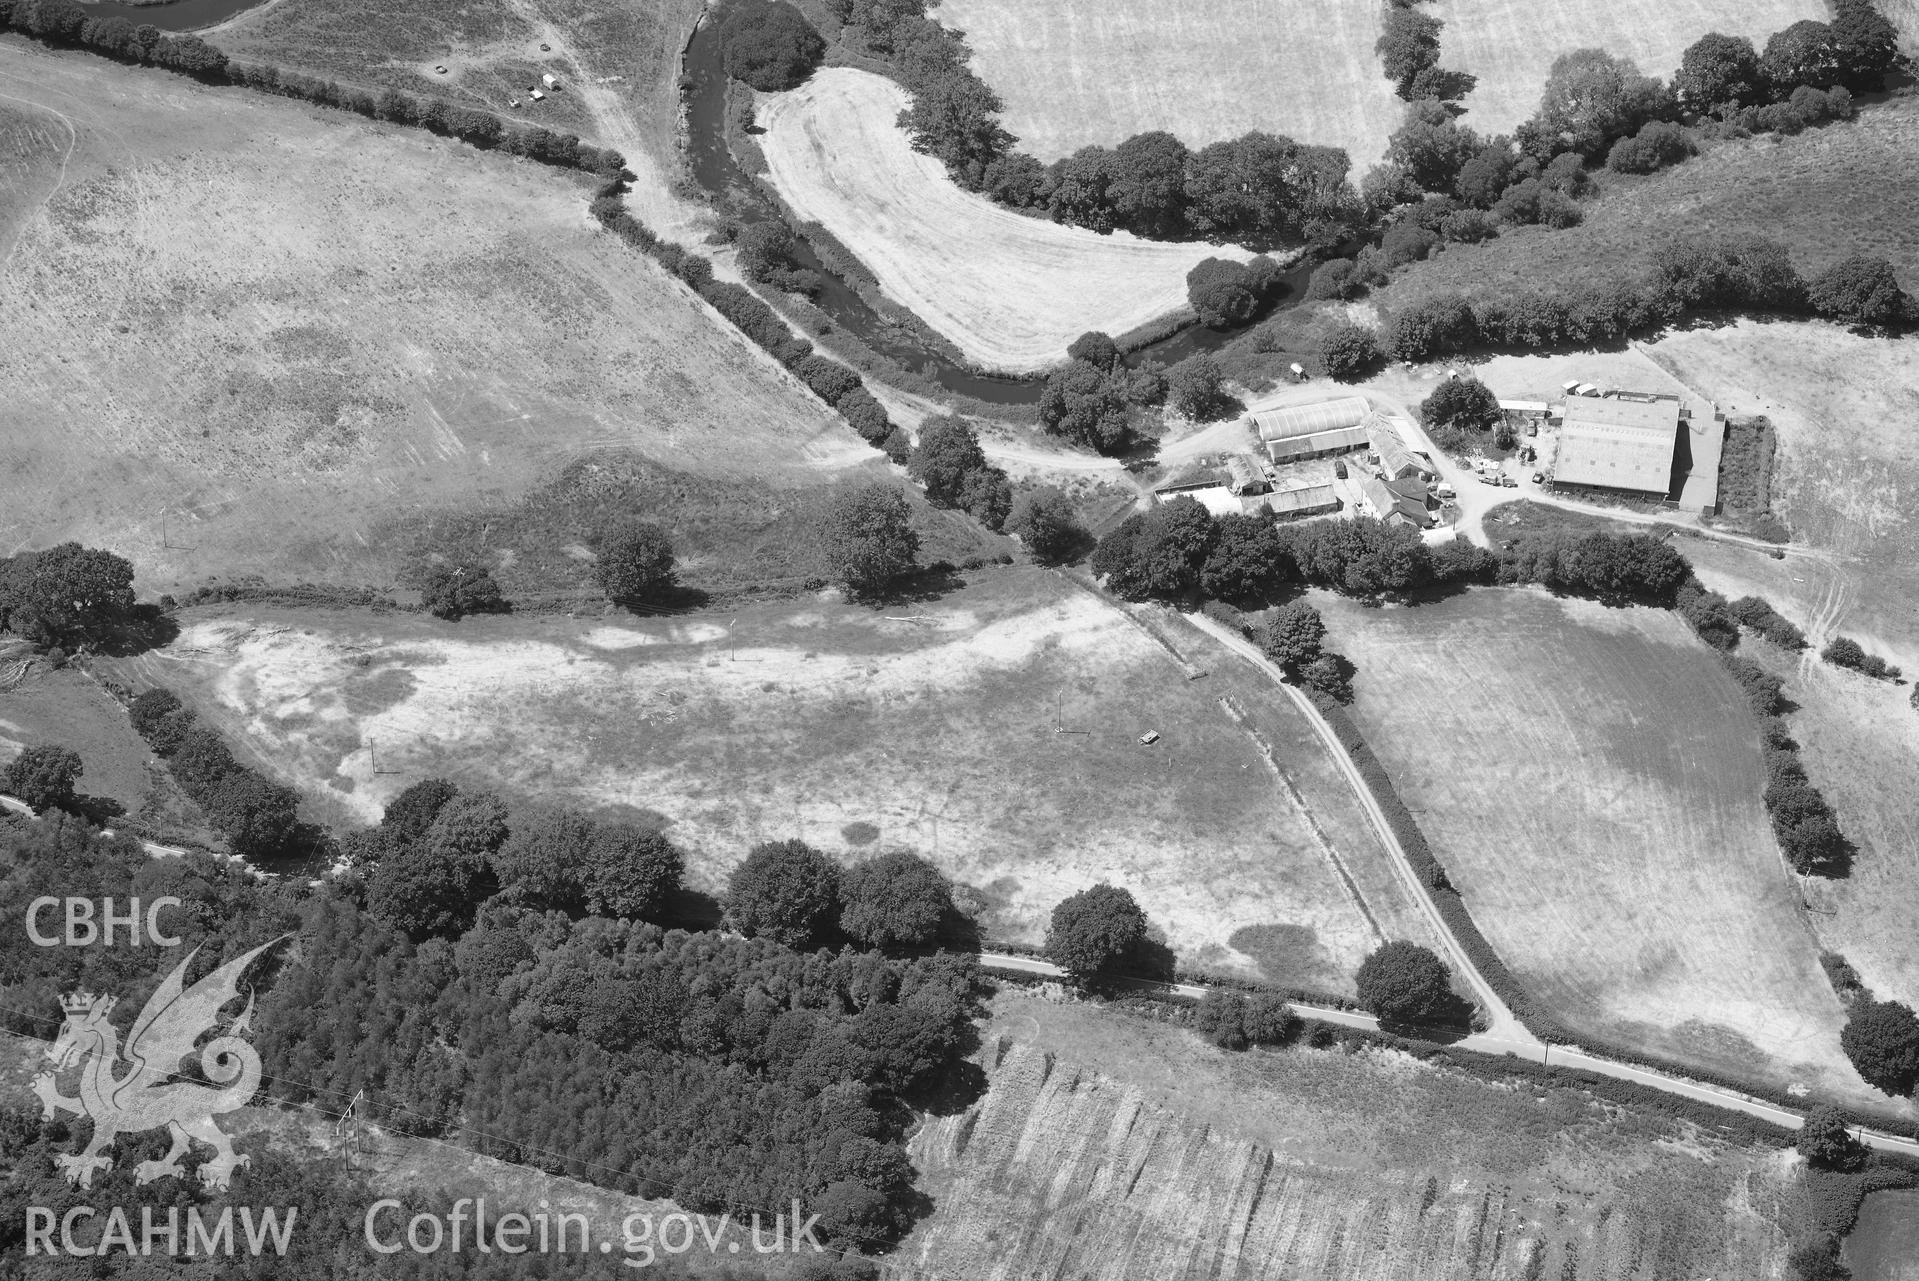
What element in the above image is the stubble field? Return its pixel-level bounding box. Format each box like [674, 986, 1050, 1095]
[1318, 587, 1879, 1106]
[903, 992, 1801, 1280]
[0, 43, 871, 595]
[755, 68, 1252, 373]
[934, 0, 1401, 167]
[121, 571, 1444, 990]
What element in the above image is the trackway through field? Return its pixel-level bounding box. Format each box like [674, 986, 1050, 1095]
[976, 951, 1919, 1159]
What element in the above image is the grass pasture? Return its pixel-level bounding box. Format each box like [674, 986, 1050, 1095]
[0, 666, 150, 815]
[1641, 322, 1919, 1020]
[0, 43, 871, 594]
[1430, 0, 1824, 139]
[211, 0, 708, 232]
[934, 0, 1403, 167]
[1381, 96, 1919, 310]
[756, 68, 1253, 373]
[1319, 587, 1877, 1105]
[904, 992, 1802, 1281]
[124, 572, 1440, 990]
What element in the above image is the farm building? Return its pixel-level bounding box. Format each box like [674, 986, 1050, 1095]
[1675, 404, 1728, 514]
[1264, 483, 1340, 520]
[1154, 464, 1228, 496]
[1366, 418, 1435, 482]
[1157, 456, 1269, 500]
[1498, 400, 1553, 420]
[1264, 424, 1369, 463]
[1167, 487, 1247, 518]
[1359, 475, 1431, 528]
[1251, 396, 1369, 444]
[1553, 393, 1683, 499]
[1224, 455, 1268, 496]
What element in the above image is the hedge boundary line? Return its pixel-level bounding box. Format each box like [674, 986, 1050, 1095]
[1303, 672, 1919, 1141]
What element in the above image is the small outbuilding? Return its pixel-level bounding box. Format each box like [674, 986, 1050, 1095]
[1265, 483, 1340, 520]
[542, 73, 559, 88]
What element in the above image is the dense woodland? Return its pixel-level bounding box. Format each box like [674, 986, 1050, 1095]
[0, 754, 983, 1262]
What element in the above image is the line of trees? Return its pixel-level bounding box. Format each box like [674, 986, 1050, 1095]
[127, 688, 308, 861]
[827, 0, 1360, 249]
[1822, 635, 1901, 680]
[1673, 581, 1850, 876]
[588, 186, 910, 461]
[907, 416, 1013, 531]
[1344, 236, 1914, 370]
[0, 1, 627, 177]
[1091, 497, 1686, 609]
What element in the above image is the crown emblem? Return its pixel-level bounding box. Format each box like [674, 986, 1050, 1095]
[60, 991, 112, 1016]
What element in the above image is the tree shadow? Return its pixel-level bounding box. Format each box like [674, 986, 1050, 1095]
[662, 885, 725, 929]
[936, 905, 984, 954]
[1124, 936, 1178, 983]
[68, 794, 125, 828]
[616, 583, 712, 616]
[93, 603, 181, 657]
[891, 564, 966, 603]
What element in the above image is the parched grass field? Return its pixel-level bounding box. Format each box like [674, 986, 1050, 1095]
[756, 68, 1251, 373]
[1429, 0, 1823, 139]
[0, 43, 872, 594]
[210, 0, 709, 231]
[934, 0, 1402, 167]
[904, 992, 1802, 1280]
[1382, 97, 1919, 309]
[122, 571, 1443, 991]
[1640, 323, 1919, 1020]
[1319, 587, 1875, 1104]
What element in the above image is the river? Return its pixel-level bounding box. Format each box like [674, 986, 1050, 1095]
[95, 0, 1316, 402]
[73, 0, 262, 30]
[679, 19, 1327, 403]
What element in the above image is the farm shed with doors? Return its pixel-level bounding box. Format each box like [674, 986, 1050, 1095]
[1264, 483, 1340, 520]
[1225, 455, 1268, 496]
[1553, 393, 1682, 498]
[1264, 424, 1369, 464]
[1366, 418, 1435, 482]
[1251, 396, 1370, 443]
[1154, 464, 1229, 496]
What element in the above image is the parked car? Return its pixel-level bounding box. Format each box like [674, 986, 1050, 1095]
[1501, 476, 1518, 487]
[1479, 474, 1500, 485]
[1531, 472, 1544, 483]
[434, 65, 449, 74]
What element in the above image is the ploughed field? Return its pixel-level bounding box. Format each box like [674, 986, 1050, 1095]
[902, 992, 1803, 1280]
[127, 572, 1440, 988]
[755, 68, 1251, 373]
[1319, 588, 1879, 1107]
[0, 44, 870, 595]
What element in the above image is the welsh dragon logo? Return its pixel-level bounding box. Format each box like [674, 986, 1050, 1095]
[33, 936, 290, 1190]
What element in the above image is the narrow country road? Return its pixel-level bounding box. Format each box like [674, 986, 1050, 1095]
[976, 951, 1919, 1159]
[1180, 610, 1534, 1048]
